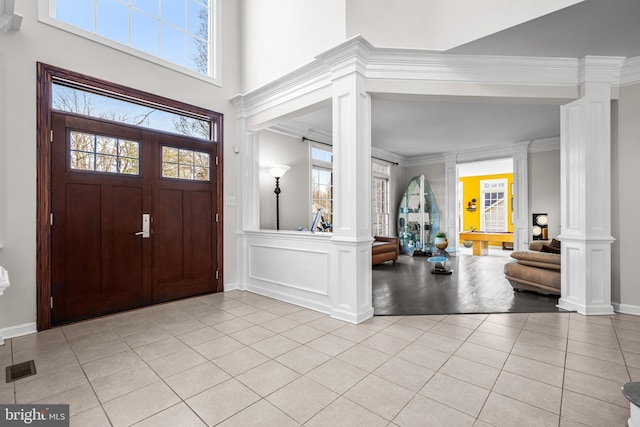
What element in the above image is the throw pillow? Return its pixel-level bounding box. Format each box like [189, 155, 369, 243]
[541, 244, 561, 254]
[549, 238, 561, 250]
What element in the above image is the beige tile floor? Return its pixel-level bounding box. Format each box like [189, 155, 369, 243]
[1, 290, 639, 426]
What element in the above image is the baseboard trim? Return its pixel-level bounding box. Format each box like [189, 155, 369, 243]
[0, 322, 37, 342]
[223, 282, 240, 291]
[557, 298, 614, 315]
[612, 303, 640, 316]
[245, 282, 332, 317]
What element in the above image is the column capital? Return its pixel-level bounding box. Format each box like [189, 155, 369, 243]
[442, 152, 458, 164]
[578, 56, 626, 97]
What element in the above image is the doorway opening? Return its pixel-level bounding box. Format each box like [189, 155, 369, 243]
[37, 63, 224, 329]
[458, 158, 514, 256]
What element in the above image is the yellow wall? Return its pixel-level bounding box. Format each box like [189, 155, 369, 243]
[460, 173, 514, 245]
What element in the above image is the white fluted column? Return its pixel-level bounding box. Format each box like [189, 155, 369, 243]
[329, 67, 374, 323]
[557, 56, 625, 315]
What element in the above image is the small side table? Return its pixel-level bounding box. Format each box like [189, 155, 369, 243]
[427, 251, 453, 275]
[622, 382, 640, 427]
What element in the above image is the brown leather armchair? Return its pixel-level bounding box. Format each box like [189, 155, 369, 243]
[372, 236, 399, 265]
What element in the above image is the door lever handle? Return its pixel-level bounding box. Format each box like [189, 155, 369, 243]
[136, 214, 151, 238]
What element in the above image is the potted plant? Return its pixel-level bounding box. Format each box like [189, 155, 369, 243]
[466, 199, 477, 212]
[434, 232, 448, 250]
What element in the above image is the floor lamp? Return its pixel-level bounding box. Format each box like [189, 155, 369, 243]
[267, 165, 290, 230]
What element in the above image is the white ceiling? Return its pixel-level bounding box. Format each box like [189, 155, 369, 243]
[277, 0, 639, 160]
[369, 96, 561, 158]
[447, 0, 640, 58]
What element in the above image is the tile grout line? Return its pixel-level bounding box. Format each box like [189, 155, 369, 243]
[473, 312, 530, 426]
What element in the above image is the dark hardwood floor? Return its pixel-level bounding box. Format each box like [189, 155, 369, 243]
[372, 253, 562, 316]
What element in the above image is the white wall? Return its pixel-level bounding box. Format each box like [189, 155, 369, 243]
[615, 83, 640, 310]
[0, 1, 241, 333]
[528, 150, 561, 239]
[258, 130, 310, 230]
[239, 0, 584, 92]
[240, 0, 346, 92]
[346, 0, 583, 51]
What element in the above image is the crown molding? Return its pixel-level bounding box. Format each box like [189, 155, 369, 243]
[456, 142, 524, 164]
[579, 56, 627, 86]
[621, 56, 640, 87]
[402, 138, 560, 167]
[0, 0, 22, 35]
[403, 153, 445, 167]
[232, 36, 594, 125]
[528, 137, 560, 153]
[366, 50, 580, 88]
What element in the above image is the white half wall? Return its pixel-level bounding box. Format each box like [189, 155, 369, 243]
[243, 231, 334, 314]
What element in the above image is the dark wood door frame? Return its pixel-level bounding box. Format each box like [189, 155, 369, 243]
[36, 63, 224, 330]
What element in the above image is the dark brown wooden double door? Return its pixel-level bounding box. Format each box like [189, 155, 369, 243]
[51, 113, 218, 325]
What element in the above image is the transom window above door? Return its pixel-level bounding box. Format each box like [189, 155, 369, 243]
[52, 82, 214, 141]
[38, 0, 221, 83]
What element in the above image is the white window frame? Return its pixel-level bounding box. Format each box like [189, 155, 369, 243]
[38, 0, 222, 86]
[480, 178, 508, 232]
[310, 142, 333, 230]
[372, 160, 390, 236]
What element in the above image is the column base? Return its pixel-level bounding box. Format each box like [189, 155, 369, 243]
[557, 297, 614, 315]
[331, 306, 374, 324]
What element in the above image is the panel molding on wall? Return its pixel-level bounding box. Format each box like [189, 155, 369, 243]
[249, 243, 329, 296]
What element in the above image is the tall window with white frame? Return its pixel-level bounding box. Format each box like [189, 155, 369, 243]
[480, 178, 508, 232]
[372, 160, 390, 236]
[311, 144, 333, 232]
[41, 0, 219, 81]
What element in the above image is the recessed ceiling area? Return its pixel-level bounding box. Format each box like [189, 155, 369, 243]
[369, 97, 560, 158]
[283, 96, 561, 159]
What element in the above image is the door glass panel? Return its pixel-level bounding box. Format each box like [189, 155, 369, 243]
[70, 131, 140, 175]
[162, 146, 210, 181]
